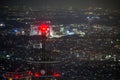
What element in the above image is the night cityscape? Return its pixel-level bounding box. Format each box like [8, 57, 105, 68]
[0, 0, 120, 80]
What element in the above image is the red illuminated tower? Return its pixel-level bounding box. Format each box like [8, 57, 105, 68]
[28, 23, 61, 80]
[30, 23, 61, 80]
[38, 23, 49, 52]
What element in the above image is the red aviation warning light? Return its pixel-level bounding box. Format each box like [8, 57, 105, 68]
[27, 71, 32, 76]
[3, 72, 24, 79]
[13, 74, 23, 79]
[38, 24, 49, 36]
[53, 73, 61, 78]
[34, 72, 40, 77]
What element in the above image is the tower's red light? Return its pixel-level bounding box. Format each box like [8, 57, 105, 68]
[53, 73, 61, 77]
[38, 24, 49, 35]
[14, 74, 23, 79]
[15, 75, 19, 79]
[27, 71, 32, 76]
[34, 72, 40, 77]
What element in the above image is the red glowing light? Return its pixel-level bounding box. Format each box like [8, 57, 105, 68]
[27, 71, 32, 76]
[34, 72, 40, 77]
[38, 24, 49, 34]
[3, 73, 23, 79]
[15, 74, 23, 79]
[53, 73, 61, 77]
[15, 75, 19, 79]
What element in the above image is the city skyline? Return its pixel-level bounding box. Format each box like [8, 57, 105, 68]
[0, 0, 119, 80]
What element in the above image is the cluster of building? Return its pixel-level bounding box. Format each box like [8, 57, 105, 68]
[0, 6, 120, 80]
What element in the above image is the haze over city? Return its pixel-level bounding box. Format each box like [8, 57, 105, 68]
[0, 0, 120, 10]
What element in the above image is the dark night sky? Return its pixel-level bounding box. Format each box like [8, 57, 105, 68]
[0, 0, 120, 9]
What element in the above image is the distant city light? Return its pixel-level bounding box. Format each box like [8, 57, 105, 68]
[0, 23, 5, 26]
[66, 30, 74, 35]
[14, 29, 18, 33]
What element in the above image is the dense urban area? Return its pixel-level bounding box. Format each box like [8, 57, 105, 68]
[0, 5, 120, 80]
